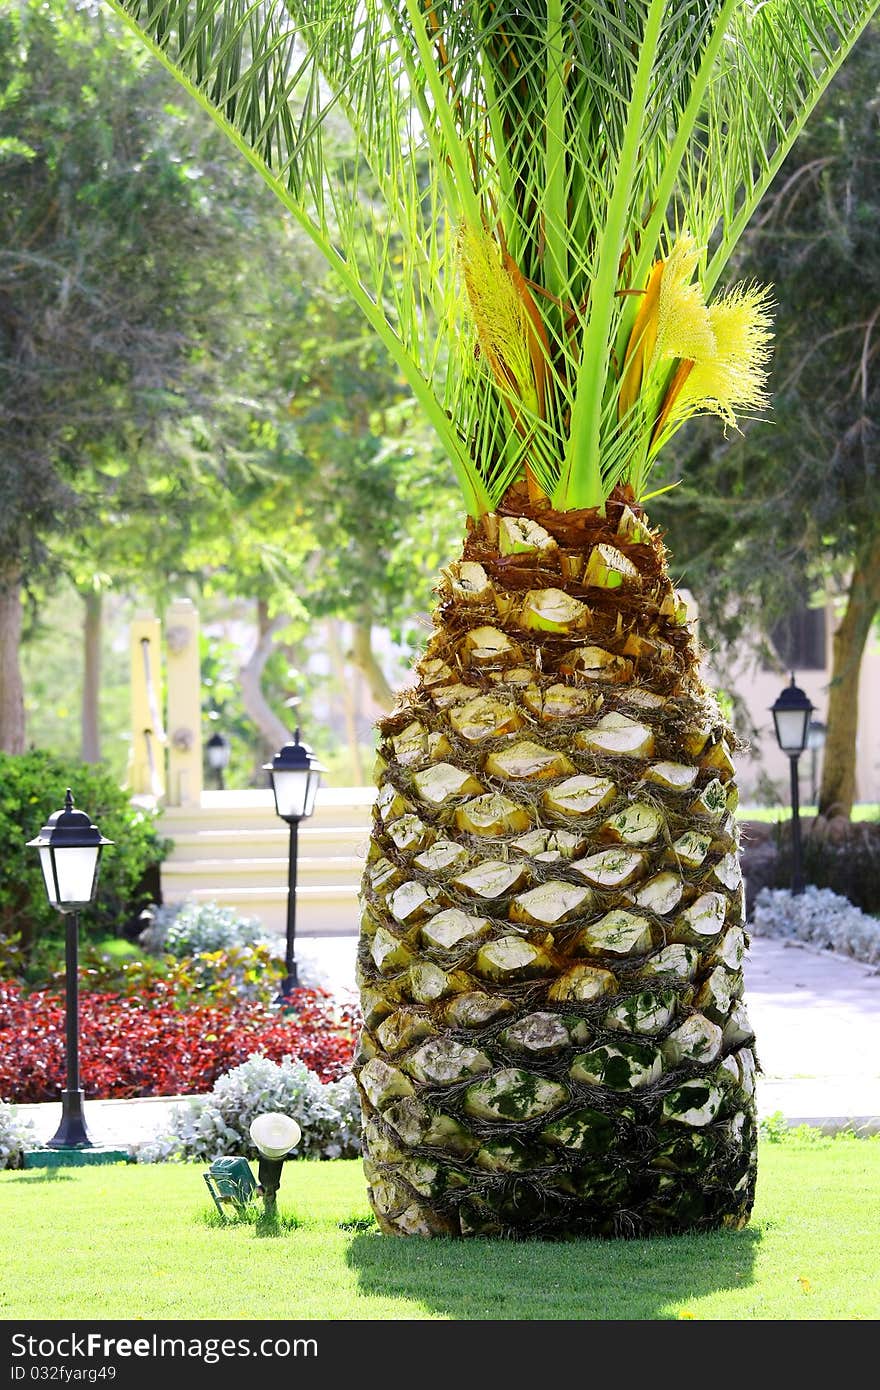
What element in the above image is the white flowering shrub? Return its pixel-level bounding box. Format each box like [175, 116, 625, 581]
[751, 885, 880, 965]
[146, 900, 279, 959]
[133, 1054, 361, 1164]
[0, 1103, 36, 1169]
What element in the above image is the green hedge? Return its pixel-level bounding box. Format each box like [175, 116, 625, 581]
[0, 751, 170, 963]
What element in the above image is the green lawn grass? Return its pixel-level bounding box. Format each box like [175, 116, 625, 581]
[1, 1132, 878, 1321]
[738, 804, 879, 823]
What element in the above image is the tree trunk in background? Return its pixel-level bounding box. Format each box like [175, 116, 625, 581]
[350, 607, 395, 713]
[326, 618, 365, 784]
[818, 542, 880, 819]
[81, 588, 102, 763]
[239, 598, 292, 759]
[0, 566, 25, 754]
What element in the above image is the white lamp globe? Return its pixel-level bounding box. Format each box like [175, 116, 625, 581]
[249, 1112, 302, 1160]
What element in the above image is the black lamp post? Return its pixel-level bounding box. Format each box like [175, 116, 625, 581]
[27, 790, 113, 1148]
[206, 730, 231, 790]
[770, 674, 814, 896]
[263, 729, 325, 998]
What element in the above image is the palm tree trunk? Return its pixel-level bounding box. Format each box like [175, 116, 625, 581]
[355, 487, 757, 1239]
[818, 540, 880, 818]
[0, 565, 25, 754]
[81, 588, 102, 763]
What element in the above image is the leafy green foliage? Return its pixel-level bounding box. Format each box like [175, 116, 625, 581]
[17, 898, 325, 1014]
[280, 282, 464, 633]
[0, 750, 168, 958]
[107, 0, 878, 511]
[0, 0, 249, 583]
[180, 265, 463, 775]
[656, 21, 880, 636]
[0, 0, 324, 754]
[186, 266, 462, 637]
[0, 930, 25, 980]
[652, 23, 880, 811]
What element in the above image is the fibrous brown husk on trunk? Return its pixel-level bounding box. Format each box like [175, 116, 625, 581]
[353, 486, 758, 1239]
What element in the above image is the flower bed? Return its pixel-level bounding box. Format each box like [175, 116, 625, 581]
[0, 980, 358, 1103]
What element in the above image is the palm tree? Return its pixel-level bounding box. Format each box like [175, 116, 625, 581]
[108, 0, 877, 1237]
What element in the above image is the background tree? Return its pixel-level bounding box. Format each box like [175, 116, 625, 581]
[0, 0, 290, 752]
[274, 273, 462, 712]
[654, 20, 880, 816]
[3, 0, 460, 775]
[180, 262, 462, 772]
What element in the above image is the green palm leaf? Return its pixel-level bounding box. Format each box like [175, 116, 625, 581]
[107, 0, 879, 515]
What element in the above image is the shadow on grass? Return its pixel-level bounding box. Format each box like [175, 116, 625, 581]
[346, 1225, 761, 1321]
[254, 1211, 302, 1240]
[197, 1204, 302, 1240]
[4, 1169, 74, 1184]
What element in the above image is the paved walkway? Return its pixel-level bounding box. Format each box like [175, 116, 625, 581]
[12, 933, 880, 1148]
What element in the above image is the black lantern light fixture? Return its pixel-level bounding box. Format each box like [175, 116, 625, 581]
[205, 729, 231, 790]
[263, 729, 325, 998]
[770, 674, 814, 896]
[27, 790, 113, 1148]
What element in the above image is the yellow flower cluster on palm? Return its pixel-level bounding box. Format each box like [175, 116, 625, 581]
[458, 221, 548, 434]
[620, 233, 774, 451]
[460, 226, 773, 485]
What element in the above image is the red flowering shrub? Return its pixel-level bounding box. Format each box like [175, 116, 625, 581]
[0, 979, 359, 1102]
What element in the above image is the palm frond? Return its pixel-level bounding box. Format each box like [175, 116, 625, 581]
[107, 0, 880, 514]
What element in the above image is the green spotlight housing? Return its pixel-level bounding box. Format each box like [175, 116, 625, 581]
[203, 1114, 303, 1220]
[203, 1156, 258, 1218]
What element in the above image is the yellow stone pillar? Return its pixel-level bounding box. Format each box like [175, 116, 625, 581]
[127, 614, 165, 801]
[164, 598, 203, 808]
